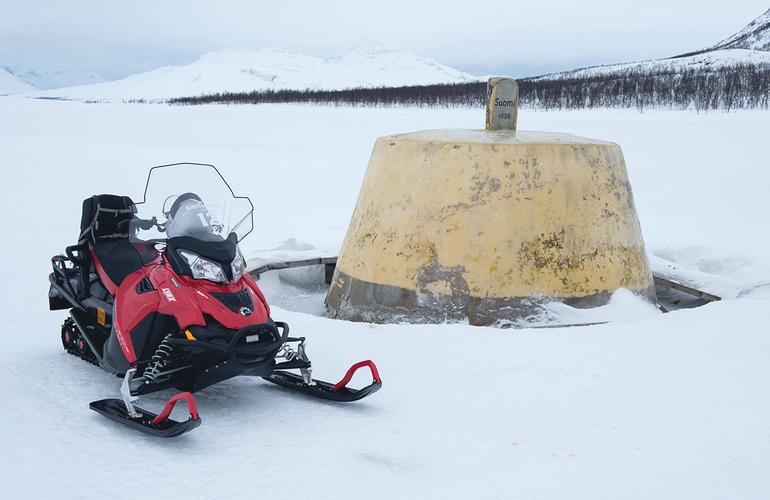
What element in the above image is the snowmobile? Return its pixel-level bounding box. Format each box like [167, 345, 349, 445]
[48, 163, 381, 437]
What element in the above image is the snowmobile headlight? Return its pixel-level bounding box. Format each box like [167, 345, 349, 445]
[178, 250, 227, 283]
[231, 247, 246, 283]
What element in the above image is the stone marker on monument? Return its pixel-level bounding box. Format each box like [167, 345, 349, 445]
[485, 77, 519, 131]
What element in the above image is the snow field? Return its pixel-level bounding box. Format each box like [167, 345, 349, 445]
[0, 97, 768, 498]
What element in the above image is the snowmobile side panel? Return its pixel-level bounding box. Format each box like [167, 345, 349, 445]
[113, 268, 160, 363]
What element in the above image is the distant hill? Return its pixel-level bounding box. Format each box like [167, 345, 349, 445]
[498, 8, 769, 110]
[170, 9, 770, 112]
[6, 67, 107, 90]
[533, 8, 770, 81]
[25, 40, 478, 102]
[530, 49, 770, 82]
[0, 68, 36, 95]
[682, 7, 770, 54]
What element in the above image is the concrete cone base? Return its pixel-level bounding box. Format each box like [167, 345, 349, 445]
[327, 269, 657, 326]
[326, 129, 656, 325]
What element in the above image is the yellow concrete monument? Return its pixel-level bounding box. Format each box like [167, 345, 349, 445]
[326, 78, 655, 326]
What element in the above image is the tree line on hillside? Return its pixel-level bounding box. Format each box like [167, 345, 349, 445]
[168, 63, 769, 111]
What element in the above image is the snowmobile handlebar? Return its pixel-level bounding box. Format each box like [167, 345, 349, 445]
[134, 216, 164, 232]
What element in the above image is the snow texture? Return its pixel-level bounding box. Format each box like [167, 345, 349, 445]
[0, 97, 769, 499]
[22, 39, 477, 102]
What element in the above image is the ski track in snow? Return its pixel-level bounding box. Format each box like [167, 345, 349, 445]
[0, 97, 769, 499]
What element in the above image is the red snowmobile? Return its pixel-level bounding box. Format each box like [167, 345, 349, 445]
[48, 163, 381, 437]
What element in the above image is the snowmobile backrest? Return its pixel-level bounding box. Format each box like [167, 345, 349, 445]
[79, 194, 135, 244]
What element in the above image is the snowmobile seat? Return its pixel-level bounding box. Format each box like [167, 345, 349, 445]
[78, 194, 145, 296]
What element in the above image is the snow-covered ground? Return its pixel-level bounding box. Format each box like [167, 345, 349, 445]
[0, 97, 768, 498]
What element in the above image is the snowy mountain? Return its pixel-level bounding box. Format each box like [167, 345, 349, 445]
[0, 67, 36, 95]
[533, 9, 770, 81]
[5, 67, 107, 90]
[531, 48, 770, 81]
[24, 40, 478, 102]
[697, 7, 770, 53]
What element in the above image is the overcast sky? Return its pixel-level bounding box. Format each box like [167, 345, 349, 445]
[1, 0, 767, 79]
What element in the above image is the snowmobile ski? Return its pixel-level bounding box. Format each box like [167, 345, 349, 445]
[264, 360, 382, 402]
[90, 391, 201, 438]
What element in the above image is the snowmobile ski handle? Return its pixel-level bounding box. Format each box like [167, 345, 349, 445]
[151, 392, 199, 424]
[333, 360, 381, 391]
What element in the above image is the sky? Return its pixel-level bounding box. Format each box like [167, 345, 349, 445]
[1, 0, 768, 79]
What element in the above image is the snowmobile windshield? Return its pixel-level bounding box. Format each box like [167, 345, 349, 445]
[129, 164, 254, 253]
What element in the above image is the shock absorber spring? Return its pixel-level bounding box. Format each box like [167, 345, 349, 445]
[143, 334, 175, 383]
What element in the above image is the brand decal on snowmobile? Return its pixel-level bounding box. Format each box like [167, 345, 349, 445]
[239, 306, 252, 316]
[161, 288, 177, 302]
[171, 277, 180, 289]
[116, 329, 126, 346]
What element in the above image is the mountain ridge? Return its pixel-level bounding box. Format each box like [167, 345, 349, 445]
[24, 40, 477, 101]
[532, 9, 770, 81]
[682, 7, 770, 56]
[0, 68, 36, 95]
